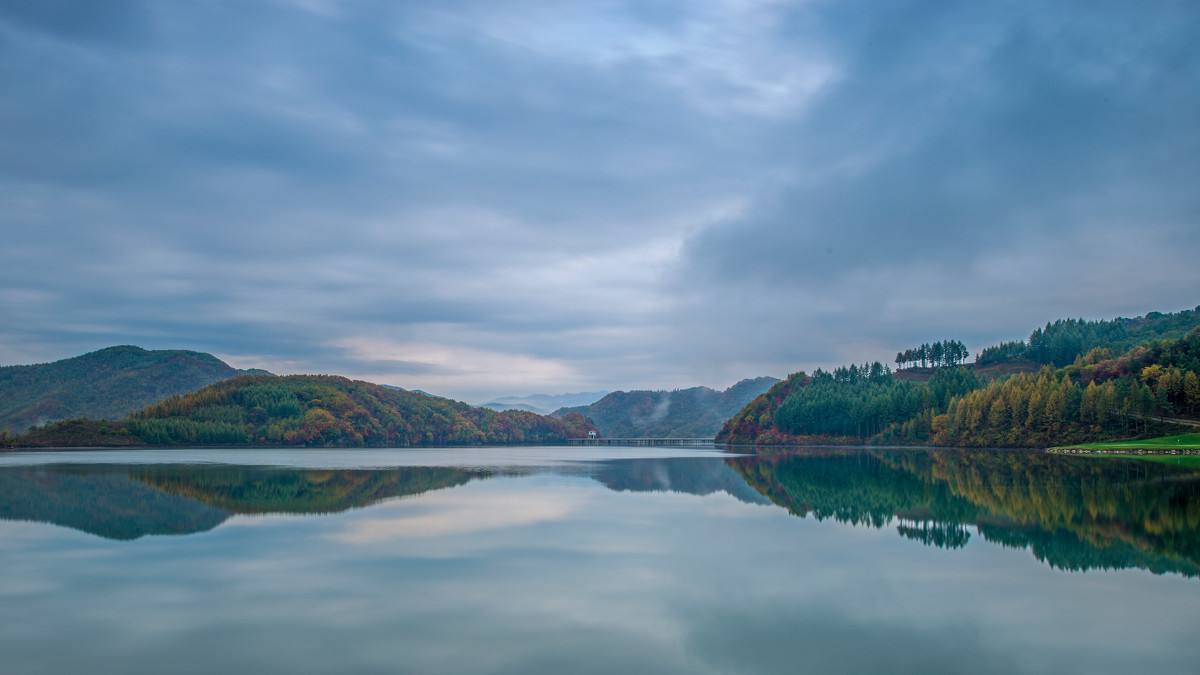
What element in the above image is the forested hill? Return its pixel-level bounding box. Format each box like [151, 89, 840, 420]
[976, 305, 1200, 367]
[554, 377, 779, 438]
[718, 365, 982, 445]
[0, 346, 270, 434]
[719, 305, 1200, 448]
[7, 375, 596, 448]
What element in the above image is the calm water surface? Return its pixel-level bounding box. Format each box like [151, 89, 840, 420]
[1, 446, 1199, 674]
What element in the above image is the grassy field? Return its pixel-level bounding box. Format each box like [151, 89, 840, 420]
[1060, 433, 1200, 450]
[1050, 433, 1200, 467]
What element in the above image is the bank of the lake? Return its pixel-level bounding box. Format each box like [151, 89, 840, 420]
[1051, 432, 1200, 451]
[1049, 433, 1200, 466]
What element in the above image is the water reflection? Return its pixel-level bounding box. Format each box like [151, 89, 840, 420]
[728, 449, 1200, 576]
[2, 449, 1197, 577]
[0, 464, 481, 540]
[2, 449, 1200, 675]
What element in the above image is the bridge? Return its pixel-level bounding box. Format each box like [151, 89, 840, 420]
[566, 437, 717, 447]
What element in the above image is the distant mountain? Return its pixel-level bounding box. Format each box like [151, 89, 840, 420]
[480, 391, 608, 415]
[480, 402, 545, 413]
[9, 374, 596, 448]
[554, 377, 779, 439]
[0, 345, 269, 434]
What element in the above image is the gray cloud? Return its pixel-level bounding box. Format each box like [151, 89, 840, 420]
[0, 0, 1197, 399]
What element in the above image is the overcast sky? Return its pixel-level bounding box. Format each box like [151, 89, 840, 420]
[1, 0, 1198, 401]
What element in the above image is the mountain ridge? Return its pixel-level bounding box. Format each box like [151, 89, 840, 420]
[479, 391, 609, 415]
[7, 374, 596, 448]
[554, 377, 779, 438]
[0, 345, 269, 434]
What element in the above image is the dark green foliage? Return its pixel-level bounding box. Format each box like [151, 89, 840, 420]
[723, 364, 980, 443]
[976, 340, 1026, 365]
[7, 375, 597, 448]
[722, 306, 1200, 448]
[977, 305, 1200, 366]
[10, 418, 144, 447]
[895, 340, 969, 369]
[0, 345, 266, 434]
[555, 377, 778, 438]
[126, 418, 250, 445]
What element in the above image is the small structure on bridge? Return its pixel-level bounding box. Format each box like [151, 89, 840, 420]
[587, 430, 598, 440]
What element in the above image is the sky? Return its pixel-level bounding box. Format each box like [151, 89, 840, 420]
[1, 0, 1198, 402]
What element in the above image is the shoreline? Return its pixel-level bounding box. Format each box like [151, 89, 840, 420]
[1049, 447, 1200, 456]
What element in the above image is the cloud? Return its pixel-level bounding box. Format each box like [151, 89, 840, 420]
[674, 0, 1200, 374]
[329, 336, 581, 391]
[332, 485, 581, 543]
[0, 0, 1197, 399]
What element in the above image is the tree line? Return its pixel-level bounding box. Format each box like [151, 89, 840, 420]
[976, 306, 1200, 367]
[895, 340, 969, 369]
[773, 364, 981, 440]
[724, 326, 1200, 448]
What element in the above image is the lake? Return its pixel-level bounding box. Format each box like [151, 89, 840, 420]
[1, 446, 1198, 674]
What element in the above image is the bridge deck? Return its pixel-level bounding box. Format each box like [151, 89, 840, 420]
[566, 438, 716, 446]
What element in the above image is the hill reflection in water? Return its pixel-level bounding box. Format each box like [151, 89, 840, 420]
[728, 448, 1200, 576]
[2, 449, 1198, 576]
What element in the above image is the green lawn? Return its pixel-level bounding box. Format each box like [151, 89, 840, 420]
[1050, 433, 1200, 467]
[1060, 432, 1200, 450]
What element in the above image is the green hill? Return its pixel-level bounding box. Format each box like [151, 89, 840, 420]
[555, 377, 779, 438]
[7, 374, 596, 448]
[933, 328, 1200, 447]
[719, 305, 1200, 448]
[0, 345, 269, 434]
[976, 305, 1200, 367]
